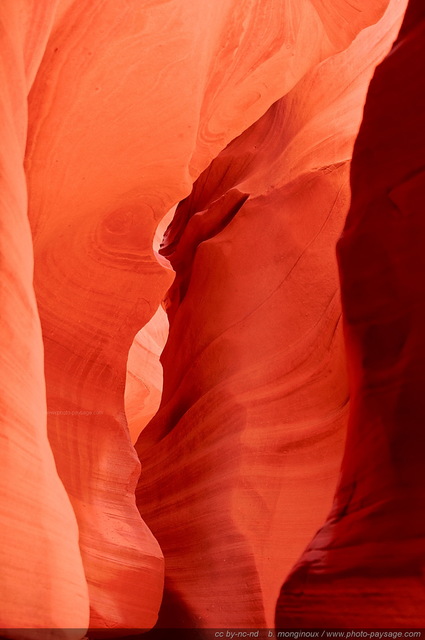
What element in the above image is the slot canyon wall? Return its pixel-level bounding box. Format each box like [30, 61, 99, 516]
[135, 1, 407, 627]
[0, 0, 423, 637]
[276, 0, 425, 628]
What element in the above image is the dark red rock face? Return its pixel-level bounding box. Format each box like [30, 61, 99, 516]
[276, 0, 425, 628]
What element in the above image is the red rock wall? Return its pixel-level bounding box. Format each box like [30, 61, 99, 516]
[0, 0, 89, 634]
[23, 0, 381, 632]
[0, 0, 417, 634]
[276, 0, 425, 628]
[135, 1, 406, 629]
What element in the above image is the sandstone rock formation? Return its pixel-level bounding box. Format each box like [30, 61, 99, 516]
[27, 0, 363, 630]
[126, 306, 169, 445]
[1, 0, 420, 635]
[25, 0, 395, 632]
[276, 0, 425, 628]
[135, 0, 406, 629]
[0, 1, 89, 634]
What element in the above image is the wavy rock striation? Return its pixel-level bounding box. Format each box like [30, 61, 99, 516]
[135, 0, 404, 629]
[0, 0, 89, 635]
[276, 0, 425, 628]
[24, 0, 381, 631]
[0, 0, 412, 634]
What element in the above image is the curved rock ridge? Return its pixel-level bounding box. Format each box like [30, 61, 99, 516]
[125, 209, 175, 445]
[276, 0, 425, 628]
[125, 306, 170, 444]
[135, 0, 404, 628]
[0, 0, 89, 635]
[22, 0, 389, 632]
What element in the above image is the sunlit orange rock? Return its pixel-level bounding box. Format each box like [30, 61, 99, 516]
[1, 0, 413, 634]
[276, 0, 425, 628]
[125, 306, 169, 445]
[135, 0, 404, 629]
[24, 0, 383, 632]
[0, 0, 89, 635]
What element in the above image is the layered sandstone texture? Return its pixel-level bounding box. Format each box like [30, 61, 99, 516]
[0, 1, 89, 635]
[276, 0, 425, 628]
[135, 0, 407, 629]
[0, 0, 418, 636]
[27, 0, 367, 631]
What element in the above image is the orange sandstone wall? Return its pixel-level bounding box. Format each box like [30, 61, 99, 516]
[24, 0, 391, 631]
[135, 0, 405, 629]
[0, 0, 89, 635]
[0, 0, 413, 634]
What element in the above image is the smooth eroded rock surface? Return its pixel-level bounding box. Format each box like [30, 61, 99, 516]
[126, 306, 169, 444]
[0, 1, 89, 635]
[26, 0, 381, 631]
[135, 0, 404, 628]
[276, 0, 425, 628]
[1, 0, 416, 633]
